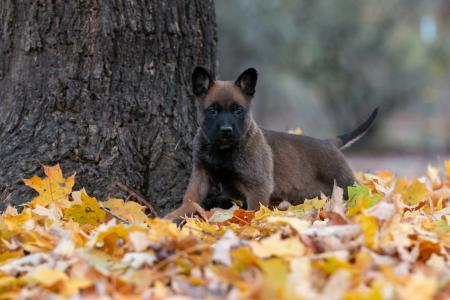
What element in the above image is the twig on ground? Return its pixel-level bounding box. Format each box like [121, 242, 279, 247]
[100, 206, 130, 225]
[114, 180, 160, 217]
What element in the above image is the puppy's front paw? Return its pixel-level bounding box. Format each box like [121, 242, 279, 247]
[173, 217, 187, 227]
[164, 210, 187, 227]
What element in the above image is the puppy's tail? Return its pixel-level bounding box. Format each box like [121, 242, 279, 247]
[332, 107, 379, 150]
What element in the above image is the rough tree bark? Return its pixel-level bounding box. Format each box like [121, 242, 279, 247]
[0, 0, 217, 214]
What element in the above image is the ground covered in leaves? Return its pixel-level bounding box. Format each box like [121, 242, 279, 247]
[0, 163, 449, 299]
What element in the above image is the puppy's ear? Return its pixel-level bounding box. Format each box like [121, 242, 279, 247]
[192, 66, 213, 97]
[235, 68, 257, 97]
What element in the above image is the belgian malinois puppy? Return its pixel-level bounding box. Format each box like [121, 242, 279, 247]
[165, 67, 378, 220]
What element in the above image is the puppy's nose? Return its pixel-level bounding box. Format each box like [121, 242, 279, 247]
[220, 125, 233, 135]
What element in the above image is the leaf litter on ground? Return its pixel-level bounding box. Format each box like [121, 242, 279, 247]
[0, 163, 449, 299]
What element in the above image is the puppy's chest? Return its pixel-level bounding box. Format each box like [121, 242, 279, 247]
[199, 149, 243, 183]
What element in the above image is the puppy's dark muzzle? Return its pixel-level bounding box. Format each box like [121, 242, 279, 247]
[220, 125, 233, 137]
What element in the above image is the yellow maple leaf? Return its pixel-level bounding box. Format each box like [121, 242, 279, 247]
[230, 246, 261, 270]
[2, 207, 32, 230]
[148, 218, 189, 241]
[313, 257, 352, 274]
[182, 217, 226, 239]
[445, 160, 450, 177]
[21, 230, 56, 253]
[33, 267, 91, 297]
[23, 164, 75, 208]
[254, 204, 284, 220]
[64, 192, 106, 225]
[249, 232, 305, 258]
[103, 198, 148, 224]
[93, 224, 146, 256]
[302, 197, 325, 213]
[376, 169, 395, 181]
[257, 258, 295, 299]
[394, 177, 409, 194]
[0, 250, 23, 263]
[355, 214, 379, 249]
[400, 180, 429, 205]
[33, 267, 68, 287]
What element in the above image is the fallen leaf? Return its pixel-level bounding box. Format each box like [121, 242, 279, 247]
[121, 252, 156, 268]
[320, 211, 349, 225]
[355, 214, 379, 249]
[0, 162, 448, 299]
[32, 267, 91, 297]
[287, 258, 317, 299]
[24, 164, 75, 208]
[229, 209, 254, 225]
[313, 256, 352, 274]
[128, 231, 151, 252]
[250, 232, 305, 258]
[427, 165, 442, 188]
[257, 258, 292, 299]
[212, 230, 240, 266]
[103, 198, 148, 224]
[445, 160, 450, 176]
[208, 205, 239, 223]
[53, 238, 75, 257]
[366, 201, 395, 221]
[265, 216, 310, 234]
[347, 184, 382, 216]
[343, 280, 383, 300]
[320, 270, 352, 300]
[64, 192, 106, 225]
[400, 179, 429, 206]
[397, 272, 438, 300]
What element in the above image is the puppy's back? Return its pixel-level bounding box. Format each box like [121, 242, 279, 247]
[262, 129, 355, 203]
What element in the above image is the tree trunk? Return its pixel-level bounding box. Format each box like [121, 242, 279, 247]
[0, 0, 217, 214]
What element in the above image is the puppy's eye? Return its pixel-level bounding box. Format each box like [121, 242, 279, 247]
[205, 106, 218, 117]
[232, 105, 244, 117]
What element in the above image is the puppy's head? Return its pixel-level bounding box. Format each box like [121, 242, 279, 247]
[192, 66, 257, 148]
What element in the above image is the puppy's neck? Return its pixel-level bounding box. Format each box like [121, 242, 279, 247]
[244, 117, 259, 138]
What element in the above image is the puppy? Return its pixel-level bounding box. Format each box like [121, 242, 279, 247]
[165, 67, 378, 220]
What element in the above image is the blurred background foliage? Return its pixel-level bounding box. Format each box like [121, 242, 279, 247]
[216, 0, 450, 157]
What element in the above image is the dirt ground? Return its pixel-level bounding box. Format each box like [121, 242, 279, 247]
[347, 153, 450, 178]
